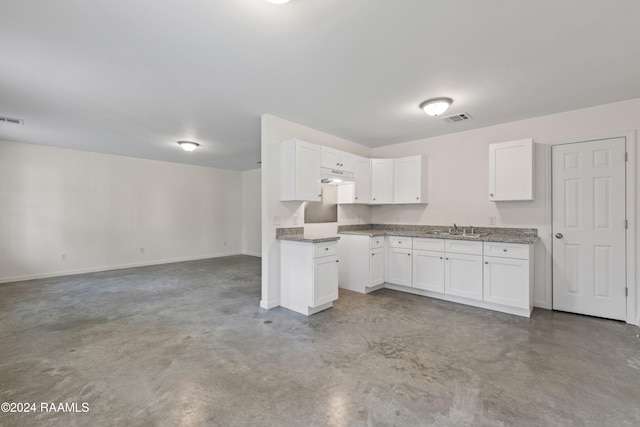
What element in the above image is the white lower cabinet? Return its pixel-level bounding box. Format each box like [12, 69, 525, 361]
[280, 240, 339, 316]
[386, 237, 412, 287]
[387, 237, 533, 318]
[314, 255, 340, 307]
[338, 235, 386, 293]
[412, 250, 445, 292]
[483, 242, 533, 312]
[444, 252, 483, 301]
[370, 248, 385, 286]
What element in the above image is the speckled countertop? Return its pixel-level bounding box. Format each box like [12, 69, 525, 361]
[276, 227, 340, 243]
[337, 224, 538, 244]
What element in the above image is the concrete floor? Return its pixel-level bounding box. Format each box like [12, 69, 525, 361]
[1, 255, 639, 426]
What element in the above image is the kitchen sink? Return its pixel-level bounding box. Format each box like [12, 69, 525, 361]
[424, 230, 489, 238]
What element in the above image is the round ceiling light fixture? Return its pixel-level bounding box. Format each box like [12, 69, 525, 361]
[266, 0, 290, 4]
[419, 97, 453, 117]
[178, 141, 200, 152]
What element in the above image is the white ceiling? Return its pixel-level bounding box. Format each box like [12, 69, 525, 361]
[1, 0, 639, 171]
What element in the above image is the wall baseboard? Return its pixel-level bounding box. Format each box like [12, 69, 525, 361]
[260, 299, 280, 310]
[242, 251, 262, 258]
[0, 251, 244, 284]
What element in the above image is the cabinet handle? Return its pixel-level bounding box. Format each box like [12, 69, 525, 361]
[485, 261, 488, 264]
[325, 247, 329, 251]
[439, 257, 443, 260]
[336, 162, 340, 166]
[355, 197, 358, 200]
[373, 198, 376, 201]
[503, 249, 507, 252]
[407, 253, 411, 256]
[371, 253, 375, 256]
[336, 260, 339, 263]
[416, 197, 419, 200]
[446, 257, 449, 260]
[490, 193, 494, 197]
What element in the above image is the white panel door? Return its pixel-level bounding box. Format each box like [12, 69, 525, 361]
[444, 253, 483, 300]
[313, 256, 339, 307]
[413, 250, 445, 292]
[552, 138, 626, 320]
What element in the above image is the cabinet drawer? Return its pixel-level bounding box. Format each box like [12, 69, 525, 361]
[370, 237, 385, 249]
[444, 239, 483, 255]
[314, 242, 337, 258]
[388, 236, 413, 249]
[484, 242, 529, 260]
[414, 238, 445, 252]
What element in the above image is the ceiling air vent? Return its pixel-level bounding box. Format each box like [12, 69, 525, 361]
[442, 112, 471, 123]
[0, 116, 24, 125]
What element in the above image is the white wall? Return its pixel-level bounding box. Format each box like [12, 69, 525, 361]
[0, 140, 243, 283]
[242, 168, 262, 257]
[371, 98, 640, 324]
[260, 114, 372, 309]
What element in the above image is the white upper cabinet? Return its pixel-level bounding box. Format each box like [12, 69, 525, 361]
[489, 138, 534, 201]
[321, 147, 354, 173]
[280, 139, 321, 202]
[371, 159, 394, 204]
[352, 155, 371, 204]
[393, 155, 428, 204]
[336, 155, 371, 204]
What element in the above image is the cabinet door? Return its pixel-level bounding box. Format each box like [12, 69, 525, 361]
[483, 256, 529, 308]
[321, 147, 354, 172]
[321, 147, 341, 169]
[353, 155, 371, 204]
[387, 247, 412, 286]
[370, 248, 384, 286]
[489, 138, 533, 201]
[444, 253, 483, 300]
[413, 250, 445, 292]
[394, 155, 427, 204]
[340, 153, 354, 173]
[313, 256, 339, 307]
[371, 159, 394, 204]
[296, 141, 322, 201]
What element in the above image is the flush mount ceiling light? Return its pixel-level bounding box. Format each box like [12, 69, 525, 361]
[419, 97, 453, 117]
[266, 0, 290, 4]
[178, 141, 200, 152]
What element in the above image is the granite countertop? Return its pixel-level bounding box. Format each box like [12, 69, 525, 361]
[277, 234, 340, 243]
[338, 224, 538, 245]
[276, 227, 340, 243]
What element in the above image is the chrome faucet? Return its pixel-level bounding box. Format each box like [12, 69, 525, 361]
[453, 223, 458, 232]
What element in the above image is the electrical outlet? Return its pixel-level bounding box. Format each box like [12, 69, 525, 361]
[292, 215, 298, 225]
[140, 247, 145, 254]
[489, 216, 496, 225]
[61, 253, 67, 260]
[224, 241, 227, 246]
[273, 215, 281, 226]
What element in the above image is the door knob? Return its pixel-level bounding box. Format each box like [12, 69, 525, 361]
[555, 233, 563, 239]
